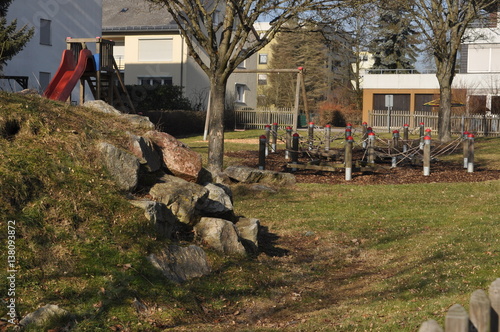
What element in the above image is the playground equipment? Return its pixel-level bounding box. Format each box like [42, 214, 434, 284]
[44, 37, 134, 112]
[257, 122, 474, 181]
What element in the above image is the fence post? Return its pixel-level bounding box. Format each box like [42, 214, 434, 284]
[345, 135, 353, 181]
[445, 304, 469, 332]
[308, 122, 314, 150]
[368, 132, 376, 163]
[271, 122, 278, 153]
[265, 124, 271, 156]
[285, 126, 292, 160]
[467, 134, 475, 173]
[419, 320, 444, 332]
[469, 289, 490, 332]
[258, 135, 266, 170]
[291, 133, 299, 171]
[423, 135, 431, 176]
[325, 124, 331, 152]
[462, 131, 470, 169]
[489, 278, 500, 332]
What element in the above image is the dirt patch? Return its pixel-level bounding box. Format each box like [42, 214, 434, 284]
[226, 149, 500, 185]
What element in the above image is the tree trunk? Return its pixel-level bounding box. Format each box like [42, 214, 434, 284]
[438, 82, 453, 142]
[207, 78, 227, 173]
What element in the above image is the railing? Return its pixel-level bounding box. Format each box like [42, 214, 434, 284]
[369, 110, 500, 136]
[234, 107, 295, 129]
[419, 278, 500, 332]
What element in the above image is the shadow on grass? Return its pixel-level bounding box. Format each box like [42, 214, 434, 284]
[258, 225, 289, 257]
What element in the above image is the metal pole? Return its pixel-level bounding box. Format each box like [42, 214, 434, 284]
[423, 135, 431, 176]
[467, 134, 474, 173]
[345, 136, 353, 181]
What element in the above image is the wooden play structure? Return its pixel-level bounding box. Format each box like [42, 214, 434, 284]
[44, 37, 134, 113]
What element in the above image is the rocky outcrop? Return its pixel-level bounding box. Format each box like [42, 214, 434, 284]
[20, 304, 71, 329]
[145, 130, 202, 182]
[129, 199, 180, 239]
[225, 165, 296, 186]
[129, 134, 162, 172]
[98, 142, 140, 191]
[200, 183, 235, 220]
[235, 217, 260, 253]
[148, 245, 211, 283]
[194, 217, 246, 256]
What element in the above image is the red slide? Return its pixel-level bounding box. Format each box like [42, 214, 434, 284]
[43, 49, 96, 102]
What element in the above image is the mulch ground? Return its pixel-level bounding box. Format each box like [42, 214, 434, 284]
[226, 149, 500, 185]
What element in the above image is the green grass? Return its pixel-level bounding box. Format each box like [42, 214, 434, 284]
[0, 92, 499, 331]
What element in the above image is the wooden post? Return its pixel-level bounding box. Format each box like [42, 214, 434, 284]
[291, 133, 299, 171]
[265, 124, 271, 156]
[467, 134, 474, 173]
[419, 122, 425, 149]
[489, 278, 500, 332]
[293, 71, 301, 131]
[308, 122, 314, 150]
[469, 289, 490, 332]
[423, 135, 431, 176]
[392, 130, 400, 149]
[299, 67, 310, 123]
[345, 127, 352, 139]
[419, 320, 444, 332]
[285, 126, 292, 160]
[362, 122, 368, 140]
[258, 135, 266, 170]
[271, 122, 278, 153]
[324, 124, 331, 152]
[403, 123, 409, 153]
[463, 131, 470, 168]
[368, 132, 376, 163]
[345, 136, 353, 181]
[445, 304, 469, 332]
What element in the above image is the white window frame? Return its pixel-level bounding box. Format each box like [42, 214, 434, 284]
[259, 53, 268, 64]
[235, 84, 246, 103]
[138, 77, 173, 86]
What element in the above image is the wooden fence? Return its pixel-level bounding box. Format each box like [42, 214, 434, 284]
[419, 278, 500, 332]
[369, 110, 500, 136]
[234, 107, 295, 129]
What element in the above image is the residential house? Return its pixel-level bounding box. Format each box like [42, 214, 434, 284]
[2, 0, 102, 99]
[102, 0, 258, 110]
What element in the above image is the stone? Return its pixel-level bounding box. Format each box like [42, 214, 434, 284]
[148, 245, 211, 283]
[199, 183, 235, 220]
[129, 134, 162, 172]
[145, 130, 202, 182]
[149, 175, 209, 225]
[121, 114, 155, 129]
[84, 100, 122, 115]
[129, 199, 179, 239]
[20, 304, 71, 328]
[98, 142, 140, 191]
[225, 166, 296, 186]
[235, 217, 260, 253]
[194, 217, 246, 256]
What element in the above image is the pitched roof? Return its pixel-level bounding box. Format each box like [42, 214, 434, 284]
[102, 0, 178, 33]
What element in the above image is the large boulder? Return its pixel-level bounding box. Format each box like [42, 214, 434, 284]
[194, 217, 246, 256]
[198, 183, 235, 220]
[122, 114, 155, 129]
[129, 199, 179, 239]
[148, 245, 211, 283]
[145, 131, 202, 182]
[20, 304, 71, 329]
[98, 142, 140, 191]
[149, 175, 209, 225]
[235, 217, 260, 253]
[84, 100, 121, 115]
[224, 166, 296, 186]
[129, 134, 162, 172]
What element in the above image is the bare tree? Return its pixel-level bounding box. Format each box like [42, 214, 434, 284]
[146, 0, 342, 172]
[412, 0, 497, 142]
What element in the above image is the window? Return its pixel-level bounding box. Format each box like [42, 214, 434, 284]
[39, 72, 51, 92]
[138, 77, 173, 86]
[259, 54, 268, 64]
[258, 74, 267, 85]
[468, 44, 500, 72]
[235, 84, 246, 103]
[237, 59, 246, 69]
[40, 19, 51, 45]
[138, 38, 173, 62]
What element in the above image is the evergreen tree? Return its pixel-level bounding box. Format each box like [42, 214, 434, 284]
[370, 0, 420, 70]
[0, 0, 34, 71]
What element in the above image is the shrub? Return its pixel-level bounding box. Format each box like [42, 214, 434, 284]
[318, 101, 362, 127]
[126, 85, 192, 112]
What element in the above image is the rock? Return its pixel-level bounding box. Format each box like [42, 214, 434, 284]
[129, 134, 162, 172]
[84, 100, 122, 115]
[148, 245, 211, 283]
[98, 142, 140, 191]
[20, 304, 71, 328]
[122, 114, 155, 129]
[225, 166, 296, 186]
[129, 199, 179, 239]
[199, 183, 235, 220]
[194, 217, 246, 255]
[235, 217, 260, 253]
[198, 167, 232, 185]
[145, 131, 202, 182]
[149, 175, 209, 225]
